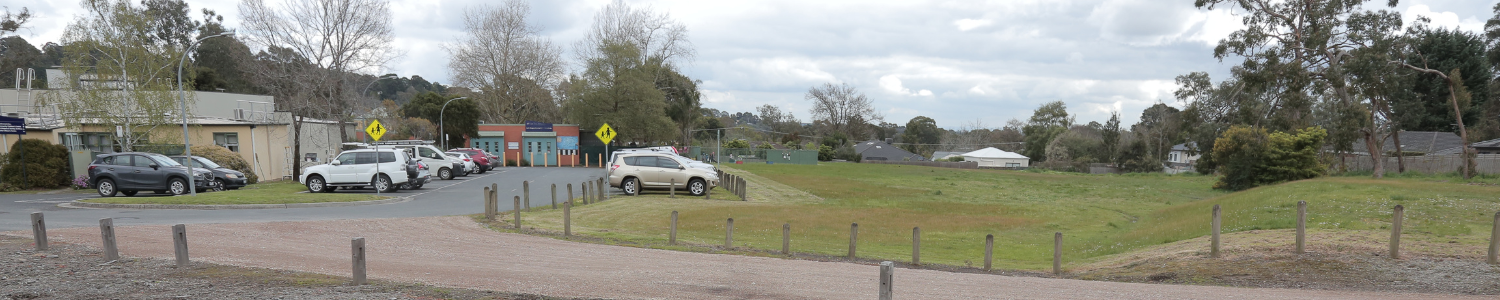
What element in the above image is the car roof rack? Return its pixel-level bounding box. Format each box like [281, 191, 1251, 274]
[370, 140, 435, 146]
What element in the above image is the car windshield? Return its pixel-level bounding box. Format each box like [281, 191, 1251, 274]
[193, 157, 223, 169]
[146, 154, 182, 166]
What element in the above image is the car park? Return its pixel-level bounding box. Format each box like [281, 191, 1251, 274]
[609, 152, 718, 196]
[609, 148, 716, 172]
[89, 152, 215, 196]
[299, 148, 413, 193]
[399, 158, 431, 190]
[171, 155, 248, 191]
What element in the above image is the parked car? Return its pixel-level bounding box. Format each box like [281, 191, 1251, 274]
[609, 152, 718, 196]
[170, 155, 248, 191]
[88, 152, 215, 197]
[369, 140, 464, 180]
[299, 148, 413, 193]
[399, 158, 431, 190]
[446, 148, 496, 171]
[609, 148, 716, 172]
[446, 152, 479, 176]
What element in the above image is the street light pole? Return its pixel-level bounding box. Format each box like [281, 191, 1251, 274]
[438, 96, 468, 150]
[178, 31, 234, 196]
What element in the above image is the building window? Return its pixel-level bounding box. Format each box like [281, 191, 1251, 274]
[214, 133, 240, 152]
[1005, 162, 1020, 167]
[1169, 152, 1179, 163]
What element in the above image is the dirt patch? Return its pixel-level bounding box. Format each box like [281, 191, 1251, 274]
[1075, 229, 1500, 295]
[0, 235, 575, 299]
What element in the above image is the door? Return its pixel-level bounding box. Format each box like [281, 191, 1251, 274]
[129, 155, 167, 190]
[522, 137, 556, 166]
[351, 152, 379, 183]
[329, 152, 361, 183]
[632, 156, 661, 186]
[654, 155, 689, 188]
[103, 155, 141, 189]
[471, 137, 504, 156]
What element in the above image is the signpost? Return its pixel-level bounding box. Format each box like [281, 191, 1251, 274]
[0, 116, 24, 188]
[595, 124, 615, 200]
[366, 120, 386, 195]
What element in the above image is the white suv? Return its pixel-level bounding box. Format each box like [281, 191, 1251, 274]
[300, 148, 412, 193]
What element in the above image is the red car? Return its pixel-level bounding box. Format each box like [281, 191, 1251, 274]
[448, 148, 498, 171]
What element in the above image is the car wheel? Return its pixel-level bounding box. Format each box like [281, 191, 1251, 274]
[96, 179, 117, 197]
[689, 178, 707, 196]
[168, 178, 188, 195]
[121, 190, 138, 197]
[211, 179, 226, 192]
[307, 175, 327, 193]
[623, 177, 639, 196]
[374, 175, 396, 193]
[439, 168, 452, 180]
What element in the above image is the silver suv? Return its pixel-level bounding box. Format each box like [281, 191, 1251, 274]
[609, 153, 718, 196]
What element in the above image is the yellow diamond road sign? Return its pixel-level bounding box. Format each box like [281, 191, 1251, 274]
[366, 120, 387, 141]
[595, 123, 616, 145]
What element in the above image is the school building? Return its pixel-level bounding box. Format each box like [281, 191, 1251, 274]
[468, 122, 587, 166]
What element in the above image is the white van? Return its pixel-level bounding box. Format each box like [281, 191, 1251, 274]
[369, 140, 466, 180]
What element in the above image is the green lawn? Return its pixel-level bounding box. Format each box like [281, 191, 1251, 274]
[496, 163, 1500, 271]
[81, 181, 389, 205]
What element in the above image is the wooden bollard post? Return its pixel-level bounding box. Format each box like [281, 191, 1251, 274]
[1297, 201, 1307, 254]
[670, 211, 679, 244]
[484, 186, 496, 220]
[1211, 204, 1221, 258]
[172, 224, 189, 267]
[1390, 205, 1404, 259]
[551, 184, 558, 209]
[1488, 211, 1499, 264]
[564, 201, 572, 236]
[567, 183, 574, 206]
[912, 227, 921, 265]
[879, 261, 894, 300]
[984, 234, 994, 271]
[523, 181, 531, 212]
[670, 178, 676, 198]
[1053, 232, 1062, 275]
[30, 212, 46, 251]
[514, 196, 522, 229]
[782, 223, 791, 255]
[599, 178, 607, 201]
[99, 218, 119, 261]
[725, 218, 735, 248]
[582, 181, 590, 204]
[741, 178, 748, 201]
[705, 182, 712, 200]
[352, 237, 366, 285]
[849, 223, 859, 259]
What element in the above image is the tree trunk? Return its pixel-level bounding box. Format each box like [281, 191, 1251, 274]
[292, 116, 304, 180]
[1391, 130, 1405, 173]
[1363, 130, 1385, 179]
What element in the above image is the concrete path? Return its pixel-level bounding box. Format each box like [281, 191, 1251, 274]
[21, 216, 1490, 300]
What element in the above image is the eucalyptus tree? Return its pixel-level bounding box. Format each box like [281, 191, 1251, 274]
[447, 0, 567, 125]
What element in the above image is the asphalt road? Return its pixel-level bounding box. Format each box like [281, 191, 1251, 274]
[0, 167, 614, 232]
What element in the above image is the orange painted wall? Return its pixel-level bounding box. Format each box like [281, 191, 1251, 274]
[471, 124, 580, 166]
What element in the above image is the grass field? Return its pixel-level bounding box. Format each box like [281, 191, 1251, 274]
[81, 181, 389, 205]
[494, 163, 1500, 271]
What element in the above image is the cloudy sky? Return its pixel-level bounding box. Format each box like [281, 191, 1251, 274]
[8, 0, 1493, 128]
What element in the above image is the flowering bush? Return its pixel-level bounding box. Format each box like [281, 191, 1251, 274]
[72, 175, 90, 190]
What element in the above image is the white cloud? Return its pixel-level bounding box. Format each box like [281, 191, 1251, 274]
[953, 18, 993, 31]
[1403, 4, 1485, 33]
[878, 75, 932, 97]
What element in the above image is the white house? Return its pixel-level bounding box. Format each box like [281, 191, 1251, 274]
[960, 147, 1029, 168]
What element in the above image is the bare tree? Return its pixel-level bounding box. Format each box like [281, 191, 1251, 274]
[807, 82, 881, 139]
[238, 0, 395, 179]
[574, 0, 692, 69]
[446, 0, 566, 124]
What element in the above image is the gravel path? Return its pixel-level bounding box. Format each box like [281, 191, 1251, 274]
[16, 216, 1491, 299]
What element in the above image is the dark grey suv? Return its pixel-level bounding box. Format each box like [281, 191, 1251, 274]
[88, 152, 214, 196]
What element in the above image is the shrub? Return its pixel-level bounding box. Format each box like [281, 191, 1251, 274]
[722, 139, 749, 149]
[1211, 125, 1326, 191]
[945, 156, 966, 162]
[817, 144, 835, 161]
[0, 139, 70, 189]
[72, 175, 89, 189]
[190, 145, 259, 184]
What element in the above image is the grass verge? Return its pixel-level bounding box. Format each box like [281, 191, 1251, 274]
[480, 162, 1500, 272]
[80, 181, 389, 205]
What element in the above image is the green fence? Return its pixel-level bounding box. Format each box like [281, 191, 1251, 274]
[714, 148, 818, 165]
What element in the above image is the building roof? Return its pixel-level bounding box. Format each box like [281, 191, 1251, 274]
[854, 140, 924, 161]
[960, 147, 1028, 159]
[1171, 142, 1198, 152]
[930, 151, 963, 160]
[1351, 131, 1464, 155]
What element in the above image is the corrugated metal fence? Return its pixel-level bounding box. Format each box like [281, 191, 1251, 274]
[1341, 154, 1500, 175]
